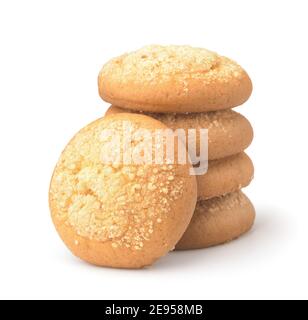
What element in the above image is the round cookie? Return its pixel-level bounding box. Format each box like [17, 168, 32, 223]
[197, 153, 254, 200]
[176, 191, 255, 250]
[106, 105, 254, 160]
[49, 113, 197, 269]
[98, 45, 252, 113]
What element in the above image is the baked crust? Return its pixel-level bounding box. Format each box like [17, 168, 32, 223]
[106, 105, 254, 160]
[176, 191, 255, 250]
[98, 45, 252, 113]
[49, 114, 197, 268]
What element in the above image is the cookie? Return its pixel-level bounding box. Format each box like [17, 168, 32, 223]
[49, 113, 197, 269]
[176, 191, 255, 250]
[198, 153, 254, 200]
[98, 45, 252, 113]
[106, 105, 253, 160]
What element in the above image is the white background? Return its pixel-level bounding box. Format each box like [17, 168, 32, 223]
[0, 0, 307, 300]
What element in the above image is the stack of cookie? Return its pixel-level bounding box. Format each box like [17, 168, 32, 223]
[49, 45, 255, 269]
[99, 45, 255, 250]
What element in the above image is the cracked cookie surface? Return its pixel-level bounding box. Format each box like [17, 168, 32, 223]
[49, 113, 197, 268]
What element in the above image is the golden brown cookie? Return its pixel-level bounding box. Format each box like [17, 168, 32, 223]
[176, 191, 255, 250]
[98, 45, 252, 113]
[198, 153, 254, 200]
[106, 105, 253, 160]
[49, 113, 197, 269]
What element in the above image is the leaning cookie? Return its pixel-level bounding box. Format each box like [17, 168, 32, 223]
[98, 45, 252, 113]
[106, 105, 253, 160]
[197, 153, 254, 200]
[49, 113, 197, 269]
[176, 191, 255, 250]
